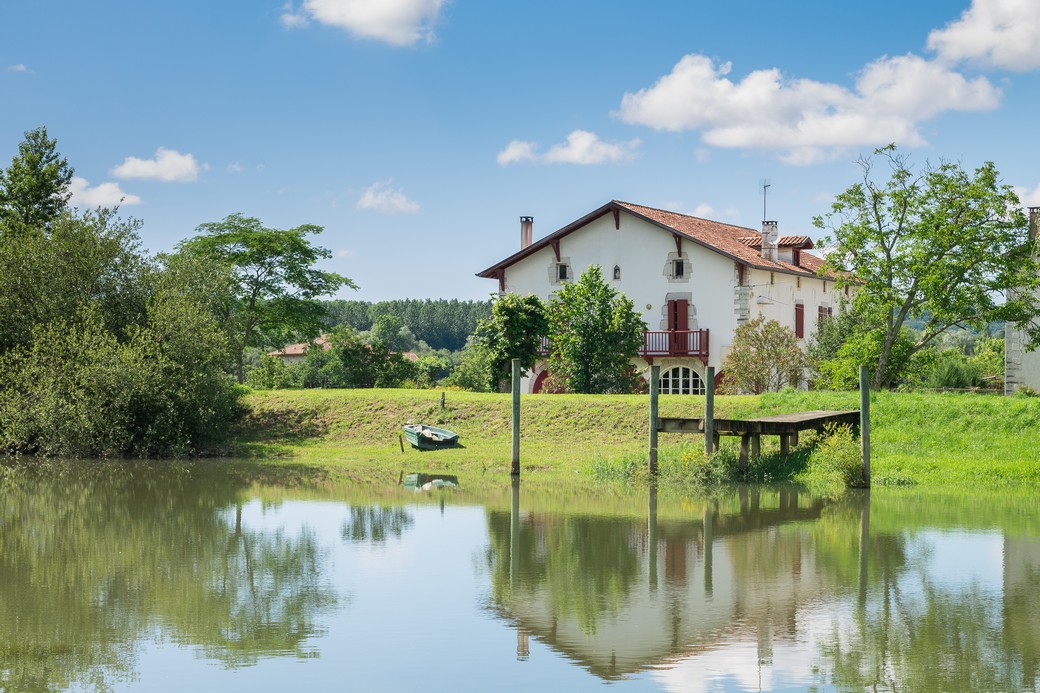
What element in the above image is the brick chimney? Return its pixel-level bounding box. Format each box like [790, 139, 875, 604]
[520, 216, 533, 250]
[760, 220, 779, 262]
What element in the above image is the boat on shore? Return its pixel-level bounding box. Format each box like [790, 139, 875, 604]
[403, 424, 460, 450]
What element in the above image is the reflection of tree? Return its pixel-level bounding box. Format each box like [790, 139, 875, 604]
[341, 506, 413, 543]
[0, 461, 337, 691]
[485, 511, 642, 635]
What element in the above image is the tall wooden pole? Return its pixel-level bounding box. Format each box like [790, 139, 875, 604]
[859, 365, 871, 487]
[511, 359, 521, 477]
[704, 365, 715, 455]
[648, 364, 660, 475]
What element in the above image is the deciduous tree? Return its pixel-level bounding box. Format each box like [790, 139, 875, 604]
[816, 145, 1040, 389]
[545, 265, 645, 394]
[475, 292, 548, 390]
[179, 214, 355, 383]
[722, 316, 805, 394]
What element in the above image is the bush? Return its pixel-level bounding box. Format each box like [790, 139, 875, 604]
[799, 424, 864, 490]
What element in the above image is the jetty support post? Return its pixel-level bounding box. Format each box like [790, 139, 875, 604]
[649, 365, 660, 475]
[704, 366, 715, 455]
[511, 359, 521, 477]
[859, 365, 871, 487]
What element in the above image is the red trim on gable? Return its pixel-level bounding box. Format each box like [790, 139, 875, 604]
[612, 208, 620, 229]
[550, 238, 561, 262]
[673, 233, 683, 256]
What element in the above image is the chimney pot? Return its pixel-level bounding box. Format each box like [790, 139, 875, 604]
[760, 220, 779, 262]
[520, 216, 533, 250]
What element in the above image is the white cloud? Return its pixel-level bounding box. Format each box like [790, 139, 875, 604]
[356, 180, 420, 213]
[496, 130, 639, 166]
[112, 147, 200, 182]
[1015, 183, 1040, 207]
[285, 0, 445, 46]
[928, 0, 1040, 70]
[69, 176, 141, 207]
[496, 140, 536, 165]
[336, 248, 356, 258]
[6, 64, 29, 73]
[227, 162, 243, 173]
[692, 203, 715, 217]
[617, 53, 1000, 164]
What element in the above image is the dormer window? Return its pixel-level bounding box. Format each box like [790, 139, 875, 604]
[613, 265, 621, 281]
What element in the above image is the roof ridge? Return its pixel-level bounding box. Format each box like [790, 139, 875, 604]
[613, 199, 758, 235]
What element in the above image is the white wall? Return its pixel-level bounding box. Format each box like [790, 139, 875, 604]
[503, 212, 740, 371]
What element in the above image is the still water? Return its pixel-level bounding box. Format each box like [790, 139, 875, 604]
[1, 461, 1038, 692]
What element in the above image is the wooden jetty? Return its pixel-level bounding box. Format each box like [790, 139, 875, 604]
[657, 409, 860, 469]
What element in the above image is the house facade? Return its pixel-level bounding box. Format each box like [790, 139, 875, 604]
[477, 200, 845, 393]
[1005, 207, 1040, 394]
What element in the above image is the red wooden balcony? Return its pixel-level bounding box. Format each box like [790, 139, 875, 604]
[642, 329, 709, 361]
[537, 329, 709, 363]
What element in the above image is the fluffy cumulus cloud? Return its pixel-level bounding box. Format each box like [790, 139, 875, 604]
[112, 148, 200, 182]
[69, 177, 141, 208]
[617, 54, 1000, 164]
[497, 130, 639, 166]
[281, 0, 445, 46]
[927, 0, 1040, 70]
[356, 180, 420, 213]
[1015, 183, 1040, 207]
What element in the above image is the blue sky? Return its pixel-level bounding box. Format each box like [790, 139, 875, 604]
[3, 0, 1039, 302]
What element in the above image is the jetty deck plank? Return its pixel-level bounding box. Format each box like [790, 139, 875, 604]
[658, 410, 858, 435]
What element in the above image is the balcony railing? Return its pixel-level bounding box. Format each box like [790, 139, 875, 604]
[537, 329, 709, 360]
[641, 329, 709, 358]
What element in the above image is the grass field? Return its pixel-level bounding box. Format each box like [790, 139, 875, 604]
[229, 387, 1040, 490]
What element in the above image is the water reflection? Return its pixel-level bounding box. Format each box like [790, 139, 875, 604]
[1, 461, 1038, 692]
[486, 482, 1040, 691]
[0, 461, 338, 692]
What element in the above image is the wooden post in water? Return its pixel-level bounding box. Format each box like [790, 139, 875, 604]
[510, 475, 520, 587]
[648, 482, 658, 595]
[704, 366, 715, 455]
[648, 365, 660, 475]
[511, 359, 521, 477]
[859, 365, 871, 487]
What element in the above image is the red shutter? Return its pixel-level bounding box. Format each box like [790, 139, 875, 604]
[675, 299, 689, 331]
[795, 304, 804, 339]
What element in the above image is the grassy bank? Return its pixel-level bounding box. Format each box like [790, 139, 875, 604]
[230, 388, 1040, 490]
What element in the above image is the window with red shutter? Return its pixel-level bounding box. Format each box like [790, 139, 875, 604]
[795, 303, 804, 338]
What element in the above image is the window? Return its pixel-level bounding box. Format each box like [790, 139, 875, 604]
[770, 272, 774, 285]
[796, 276, 801, 289]
[823, 281, 827, 293]
[659, 366, 705, 395]
[793, 249, 801, 266]
[794, 303, 805, 339]
[557, 263, 569, 282]
[613, 264, 621, 281]
[818, 305, 833, 325]
[673, 259, 685, 279]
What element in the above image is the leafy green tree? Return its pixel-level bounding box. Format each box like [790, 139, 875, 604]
[0, 126, 74, 229]
[476, 292, 548, 390]
[721, 316, 805, 394]
[441, 340, 494, 392]
[179, 214, 355, 383]
[816, 145, 1040, 389]
[545, 265, 645, 394]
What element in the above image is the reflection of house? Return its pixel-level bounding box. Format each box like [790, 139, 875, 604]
[1004, 536, 1040, 683]
[488, 488, 840, 680]
[477, 201, 843, 393]
[268, 336, 418, 365]
[1005, 207, 1040, 393]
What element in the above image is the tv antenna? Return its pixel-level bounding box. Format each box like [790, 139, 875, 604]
[759, 178, 771, 221]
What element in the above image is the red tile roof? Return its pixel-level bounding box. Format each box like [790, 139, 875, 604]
[269, 336, 329, 358]
[738, 235, 814, 249]
[477, 200, 838, 280]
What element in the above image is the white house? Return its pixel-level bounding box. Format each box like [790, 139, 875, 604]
[477, 200, 846, 394]
[1005, 207, 1040, 394]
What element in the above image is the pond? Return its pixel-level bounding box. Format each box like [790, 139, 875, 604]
[1, 461, 1038, 692]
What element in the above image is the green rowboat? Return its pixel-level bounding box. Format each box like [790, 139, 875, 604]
[403, 424, 460, 450]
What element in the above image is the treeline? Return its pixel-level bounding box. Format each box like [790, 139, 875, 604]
[323, 299, 490, 352]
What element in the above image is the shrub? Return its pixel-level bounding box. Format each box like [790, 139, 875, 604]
[800, 424, 864, 490]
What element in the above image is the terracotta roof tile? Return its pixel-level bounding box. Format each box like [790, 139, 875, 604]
[738, 235, 814, 249]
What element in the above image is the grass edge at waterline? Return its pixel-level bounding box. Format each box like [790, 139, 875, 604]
[229, 387, 1040, 490]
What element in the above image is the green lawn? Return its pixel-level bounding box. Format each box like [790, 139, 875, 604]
[229, 387, 1040, 490]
